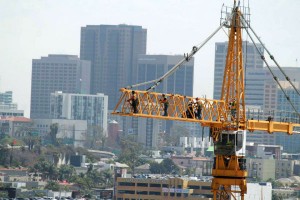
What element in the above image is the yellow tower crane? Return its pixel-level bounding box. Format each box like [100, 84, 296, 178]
[112, 1, 300, 199]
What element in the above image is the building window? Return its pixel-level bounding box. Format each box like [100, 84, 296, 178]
[137, 183, 148, 187]
[189, 185, 200, 189]
[119, 182, 135, 186]
[150, 183, 161, 187]
[149, 191, 161, 195]
[202, 186, 211, 190]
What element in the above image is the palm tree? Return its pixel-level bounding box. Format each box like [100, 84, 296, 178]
[49, 123, 59, 146]
[58, 165, 75, 181]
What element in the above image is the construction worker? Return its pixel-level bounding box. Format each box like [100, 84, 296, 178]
[195, 98, 202, 119]
[127, 91, 138, 113]
[186, 100, 194, 118]
[229, 98, 236, 119]
[160, 94, 169, 116]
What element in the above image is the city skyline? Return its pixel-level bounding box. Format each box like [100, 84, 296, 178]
[1, 0, 300, 116]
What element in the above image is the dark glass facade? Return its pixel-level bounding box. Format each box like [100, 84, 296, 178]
[80, 25, 147, 110]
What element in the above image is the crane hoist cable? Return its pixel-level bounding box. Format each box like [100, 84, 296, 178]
[124, 12, 234, 91]
[240, 14, 300, 97]
[240, 15, 300, 117]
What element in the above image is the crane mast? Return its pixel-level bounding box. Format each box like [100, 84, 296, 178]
[221, 6, 245, 125]
[112, 1, 300, 200]
[212, 6, 247, 200]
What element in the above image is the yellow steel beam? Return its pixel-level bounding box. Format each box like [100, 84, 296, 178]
[112, 89, 300, 135]
[247, 120, 300, 135]
[112, 88, 229, 128]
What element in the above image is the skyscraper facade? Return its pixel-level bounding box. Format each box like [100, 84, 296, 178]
[50, 91, 108, 133]
[136, 55, 194, 96]
[0, 91, 13, 105]
[0, 91, 23, 117]
[80, 24, 147, 110]
[30, 55, 91, 119]
[274, 81, 300, 153]
[214, 41, 265, 107]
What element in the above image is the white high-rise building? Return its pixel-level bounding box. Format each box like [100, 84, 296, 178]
[31, 55, 91, 119]
[50, 92, 108, 134]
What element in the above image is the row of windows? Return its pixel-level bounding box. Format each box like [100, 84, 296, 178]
[118, 182, 211, 190]
[33, 63, 77, 66]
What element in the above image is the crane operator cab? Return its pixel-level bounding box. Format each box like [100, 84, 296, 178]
[214, 130, 246, 157]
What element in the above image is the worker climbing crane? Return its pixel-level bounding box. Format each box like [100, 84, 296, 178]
[112, 0, 300, 199]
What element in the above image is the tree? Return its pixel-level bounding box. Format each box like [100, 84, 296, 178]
[117, 136, 145, 176]
[100, 169, 114, 188]
[149, 158, 179, 174]
[149, 162, 161, 174]
[31, 159, 58, 180]
[58, 165, 75, 181]
[70, 175, 92, 192]
[160, 158, 179, 174]
[49, 123, 59, 146]
[45, 180, 60, 191]
[23, 132, 40, 151]
[0, 144, 9, 166]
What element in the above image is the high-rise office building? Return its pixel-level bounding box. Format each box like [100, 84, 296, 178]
[271, 80, 300, 153]
[30, 55, 91, 119]
[50, 91, 108, 134]
[264, 66, 300, 116]
[262, 67, 300, 152]
[80, 24, 147, 110]
[0, 91, 13, 105]
[0, 91, 23, 117]
[136, 55, 194, 96]
[214, 41, 265, 107]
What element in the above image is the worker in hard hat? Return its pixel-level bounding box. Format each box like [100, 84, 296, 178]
[229, 98, 236, 119]
[127, 91, 138, 113]
[159, 94, 169, 116]
[195, 97, 202, 119]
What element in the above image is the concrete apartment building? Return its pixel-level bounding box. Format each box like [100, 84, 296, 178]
[50, 91, 108, 133]
[30, 55, 91, 119]
[247, 158, 276, 181]
[33, 118, 87, 148]
[246, 143, 282, 159]
[247, 158, 296, 180]
[80, 24, 147, 110]
[275, 160, 295, 179]
[0, 116, 33, 138]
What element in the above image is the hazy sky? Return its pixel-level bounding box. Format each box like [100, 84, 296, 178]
[0, 0, 300, 117]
